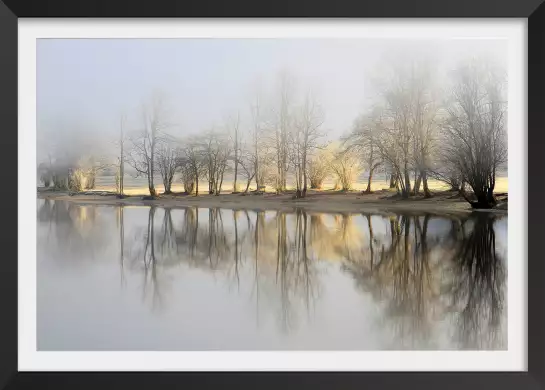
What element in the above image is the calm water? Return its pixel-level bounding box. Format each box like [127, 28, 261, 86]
[37, 199, 507, 351]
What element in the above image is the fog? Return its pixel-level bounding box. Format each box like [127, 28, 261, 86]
[37, 38, 508, 163]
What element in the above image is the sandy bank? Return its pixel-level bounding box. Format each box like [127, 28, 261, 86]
[37, 188, 508, 216]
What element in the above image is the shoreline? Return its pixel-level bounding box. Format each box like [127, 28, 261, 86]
[37, 188, 508, 216]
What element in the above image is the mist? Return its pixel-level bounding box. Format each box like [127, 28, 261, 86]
[37, 38, 507, 159]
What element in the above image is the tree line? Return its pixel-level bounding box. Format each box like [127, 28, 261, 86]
[38, 54, 507, 209]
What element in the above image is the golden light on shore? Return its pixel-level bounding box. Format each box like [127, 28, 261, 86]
[92, 177, 509, 197]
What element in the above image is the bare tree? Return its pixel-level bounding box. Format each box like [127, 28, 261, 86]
[39, 122, 95, 191]
[38, 165, 51, 187]
[179, 164, 195, 194]
[38, 154, 54, 187]
[116, 113, 126, 196]
[126, 91, 170, 197]
[201, 131, 219, 194]
[307, 148, 331, 190]
[388, 170, 399, 189]
[228, 112, 241, 193]
[156, 140, 178, 194]
[67, 154, 110, 192]
[237, 146, 257, 193]
[289, 89, 325, 198]
[370, 57, 438, 198]
[371, 103, 413, 198]
[409, 63, 440, 198]
[127, 127, 155, 196]
[179, 141, 206, 196]
[249, 87, 264, 190]
[199, 130, 232, 195]
[346, 114, 383, 193]
[442, 59, 507, 208]
[271, 70, 295, 192]
[213, 137, 232, 196]
[49, 127, 111, 192]
[329, 145, 363, 191]
[428, 150, 464, 193]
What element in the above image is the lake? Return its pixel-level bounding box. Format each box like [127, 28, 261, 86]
[37, 199, 507, 351]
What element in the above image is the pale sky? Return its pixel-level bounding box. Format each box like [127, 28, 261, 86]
[36, 38, 508, 162]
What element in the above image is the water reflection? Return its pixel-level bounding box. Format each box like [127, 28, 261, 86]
[341, 213, 505, 350]
[37, 199, 507, 350]
[445, 216, 506, 349]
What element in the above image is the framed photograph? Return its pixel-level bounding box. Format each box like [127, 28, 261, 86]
[1, 0, 543, 388]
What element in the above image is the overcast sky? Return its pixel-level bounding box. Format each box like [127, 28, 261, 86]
[36, 38, 508, 162]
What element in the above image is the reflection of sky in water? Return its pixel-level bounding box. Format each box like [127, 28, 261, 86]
[37, 199, 507, 351]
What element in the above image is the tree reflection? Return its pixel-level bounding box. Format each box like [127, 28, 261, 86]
[159, 208, 178, 258]
[37, 199, 107, 261]
[341, 212, 506, 349]
[112, 205, 321, 333]
[445, 214, 506, 349]
[38, 198, 54, 223]
[341, 214, 435, 348]
[38, 199, 506, 348]
[123, 206, 170, 312]
[231, 210, 241, 290]
[116, 206, 125, 288]
[271, 209, 318, 332]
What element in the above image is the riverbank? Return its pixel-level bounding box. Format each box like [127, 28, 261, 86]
[37, 187, 508, 215]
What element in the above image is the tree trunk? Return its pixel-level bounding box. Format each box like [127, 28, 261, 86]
[462, 182, 496, 209]
[302, 168, 308, 198]
[120, 141, 124, 196]
[233, 156, 238, 193]
[254, 161, 260, 190]
[282, 147, 287, 191]
[276, 146, 282, 193]
[120, 165, 124, 195]
[149, 131, 156, 197]
[217, 171, 224, 196]
[302, 149, 308, 197]
[487, 173, 496, 205]
[449, 179, 460, 192]
[296, 165, 303, 198]
[234, 121, 239, 193]
[365, 164, 378, 193]
[486, 187, 496, 206]
[195, 173, 199, 196]
[389, 173, 397, 189]
[473, 193, 495, 209]
[413, 173, 422, 195]
[164, 176, 172, 194]
[458, 181, 465, 197]
[402, 169, 412, 198]
[147, 168, 156, 197]
[422, 170, 431, 198]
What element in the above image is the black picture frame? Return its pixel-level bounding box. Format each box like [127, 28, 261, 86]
[1, 0, 542, 389]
